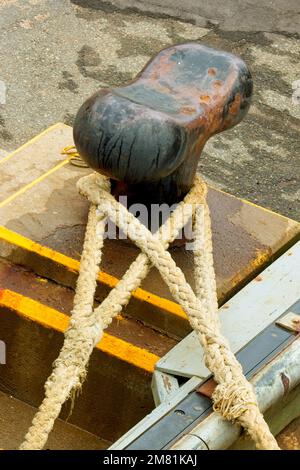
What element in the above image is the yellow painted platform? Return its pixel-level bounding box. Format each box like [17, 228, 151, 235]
[0, 123, 299, 338]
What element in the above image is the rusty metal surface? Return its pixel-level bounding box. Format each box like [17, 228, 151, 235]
[0, 259, 176, 358]
[0, 297, 156, 442]
[0, 124, 299, 338]
[101, 186, 299, 305]
[119, 315, 296, 450]
[170, 335, 300, 450]
[277, 416, 300, 450]
[0, 391, 109, 450]
[74, 43, 252, 205]
[156, 245, 300, 378]
[197, 378, 217, 399]
[111, 252, 300, 449]
[276, 312, 300, 333]
[0, 258, 75, 314]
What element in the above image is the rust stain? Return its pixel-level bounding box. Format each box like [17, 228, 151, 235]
[277, 418, 300, 450]
[228, 93, 242, 116]
[74, 43, 253, 207]
[292, 319, 300, 333]
[254, 275, 263, 282]
[213, 80, 223, 88]
[199, 94, 210, 102]
[162, 374, 173, 392]
[280, 372, 290, 396]
[207, 189, 271, 287]
[181, 106, 197, 115]
[0, 259, 74, 314]
[208, 67, 217, 76]
[278, 432, 300, 450]
[197, 378, 217, 398]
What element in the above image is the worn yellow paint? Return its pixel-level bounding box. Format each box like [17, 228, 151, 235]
[0, 225, 187, 320]
[252, 249, 272, 269]
[36, 277, 48, 284]
[0, 225, 79, 272]
[0, 158, 70, 208]
[230, 249, 271, 288]
[0, 123, 64, 165]
[0, 288, 158, 373]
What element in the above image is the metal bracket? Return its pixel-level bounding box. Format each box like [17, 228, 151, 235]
[123, 309, 298, 450]
[154, 241, 300, 384]
[151, 371, 179, 406]
[276, 312, 300, 333]
[110, 241, 300, 450]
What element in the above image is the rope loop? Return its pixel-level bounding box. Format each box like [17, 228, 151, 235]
[19, 169, 279, 451]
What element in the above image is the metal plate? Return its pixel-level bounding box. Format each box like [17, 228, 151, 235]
[156, 242, 300, 378]
[0, 124, 299, 338]
[125, 303, 297, 450]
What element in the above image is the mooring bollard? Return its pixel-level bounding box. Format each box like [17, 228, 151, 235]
[20, 43, 279, 451]
[73, 43, 253, 207]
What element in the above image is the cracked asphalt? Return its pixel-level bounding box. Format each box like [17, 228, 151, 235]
[0, 0, 299, 219]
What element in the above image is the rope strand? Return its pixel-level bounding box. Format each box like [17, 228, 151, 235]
[20, 172, 279, 450]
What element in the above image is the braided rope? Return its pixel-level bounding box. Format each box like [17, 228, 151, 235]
[20, 172, 279, 450]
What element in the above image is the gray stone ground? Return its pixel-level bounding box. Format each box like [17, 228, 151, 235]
[80, 0, 300, 34]
[0, 0, 299, 219]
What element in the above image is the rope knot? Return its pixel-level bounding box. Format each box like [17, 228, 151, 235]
[20, 167, 279, 451]
[212, 381, 257, 421]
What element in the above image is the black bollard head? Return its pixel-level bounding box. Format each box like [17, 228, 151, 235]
[73, 89, 187, 185]
[74, 43, 252, 204]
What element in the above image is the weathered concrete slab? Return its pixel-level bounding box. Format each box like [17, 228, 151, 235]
[98, 0, 300, 34]
[0, 122, 85, 203]
[0, 1, 299, 219]
[0, 123, 299, 338]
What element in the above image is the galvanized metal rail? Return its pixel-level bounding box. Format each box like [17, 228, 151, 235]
[110, 242, 300, 450]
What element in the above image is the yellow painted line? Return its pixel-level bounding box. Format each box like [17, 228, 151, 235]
[0, 225, 187, 321]
[0, 123, 64, 165]
[0, 158, 70, 208]
[0, 288, 158, 373]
